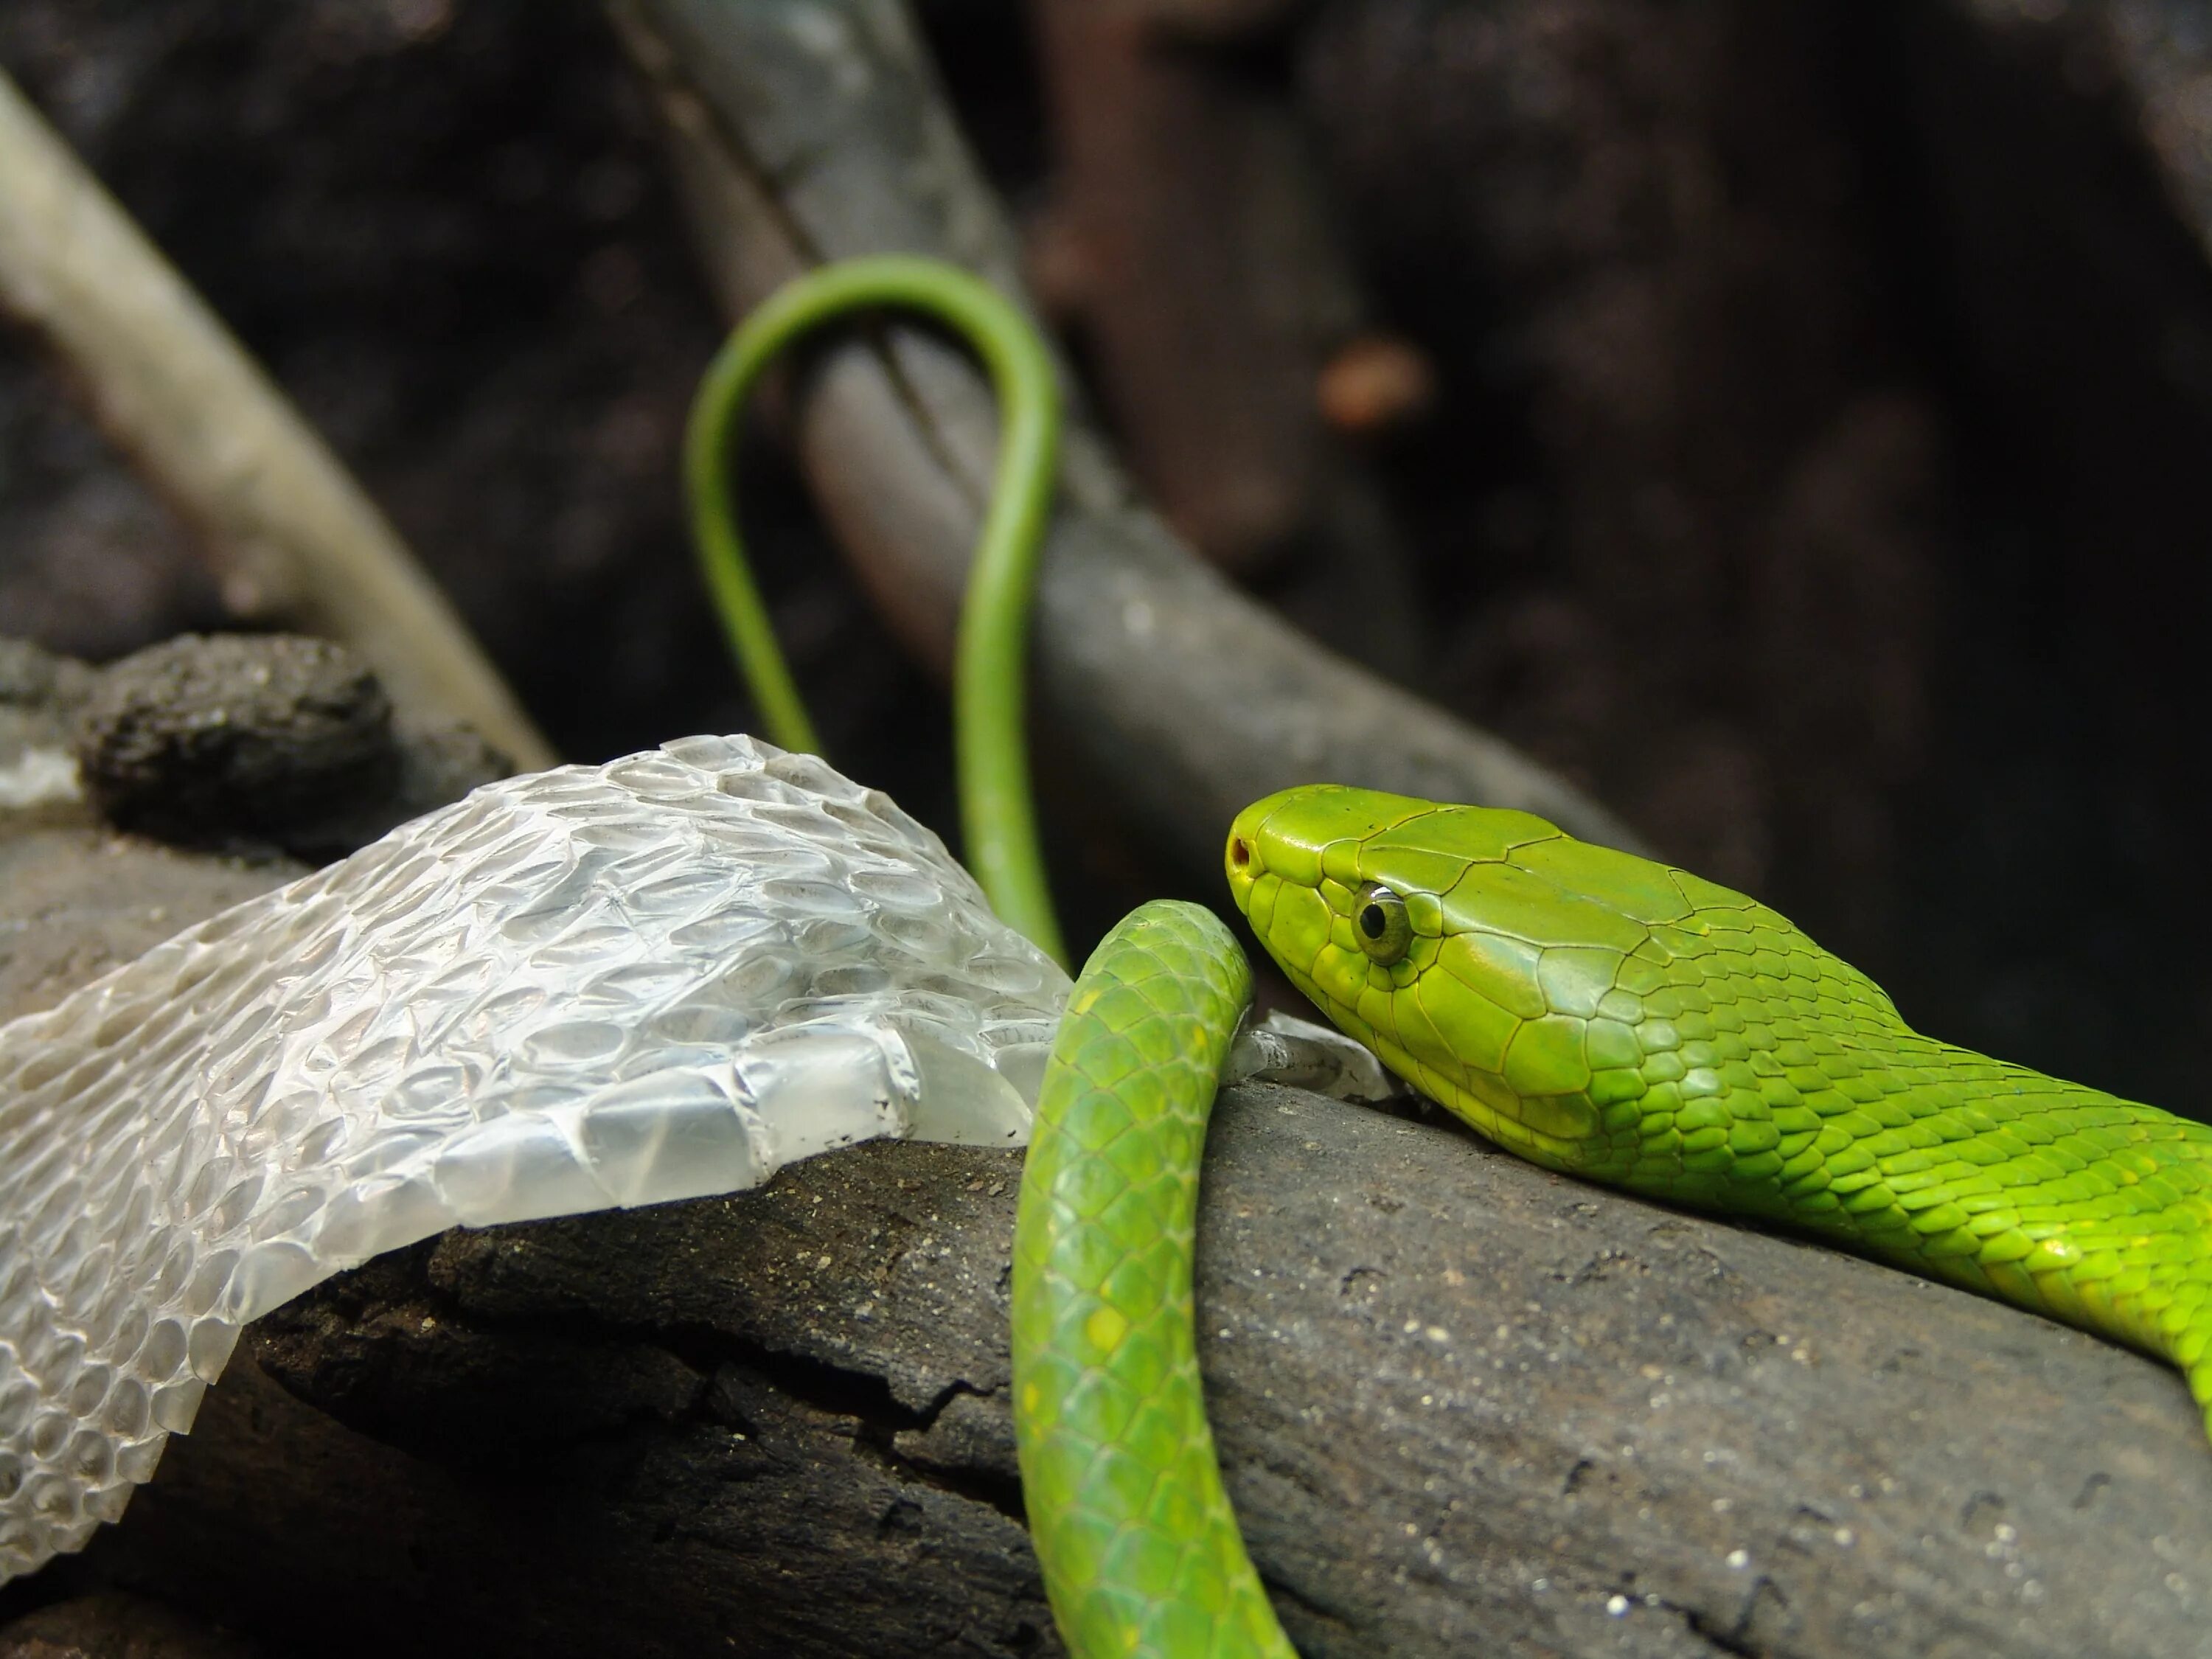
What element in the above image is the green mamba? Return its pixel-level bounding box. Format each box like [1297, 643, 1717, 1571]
[694, 255, 2212, 1659]
[1227, 785, 2212, 1411]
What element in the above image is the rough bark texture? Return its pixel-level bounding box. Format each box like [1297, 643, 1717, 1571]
[18, 1089, 2212, 1658]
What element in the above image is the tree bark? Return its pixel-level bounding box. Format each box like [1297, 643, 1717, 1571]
[600, 0, 1647, 872]
[43, 1087, 2212, 1659]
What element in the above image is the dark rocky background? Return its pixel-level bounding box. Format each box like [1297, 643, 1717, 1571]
[10, 0, 2211, 1107]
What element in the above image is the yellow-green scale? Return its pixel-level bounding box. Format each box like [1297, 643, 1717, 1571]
[1011, 901, 1295, 1659]
[1226, 785, 2212, 1427]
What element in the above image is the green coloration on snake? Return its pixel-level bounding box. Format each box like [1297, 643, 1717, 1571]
[692, 258, 2212, 1658]
[1225, 789, 2212, 1424]
[686, 254, 1066, 968]
[1012, 902, 1290, 1658]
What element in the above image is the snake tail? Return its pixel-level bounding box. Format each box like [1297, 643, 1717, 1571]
[684, 254, 1067, 967]
[1227, 785, 2212, 1433]
[1012, 900, 1295, 1659]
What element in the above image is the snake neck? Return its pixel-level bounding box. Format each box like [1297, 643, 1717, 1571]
[1556, 1018, 2212, 1371]
[1223, 787, 2212, 1427]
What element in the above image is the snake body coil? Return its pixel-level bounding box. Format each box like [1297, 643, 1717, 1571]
[1012, 902, 1291, 1659]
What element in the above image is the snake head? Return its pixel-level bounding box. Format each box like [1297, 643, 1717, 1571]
[1225, 785, 1875, 1178]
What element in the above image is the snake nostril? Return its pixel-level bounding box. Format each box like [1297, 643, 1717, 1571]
[1229, 838, 1251, 871]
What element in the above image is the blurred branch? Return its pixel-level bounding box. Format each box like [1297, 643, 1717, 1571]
[1026, 0, 1430, 669]
[0, 69, 556, 773]
[1120, 0, 1304, 41]
[1029, 0, 1353, 573]
[605, 0, 1648, 868]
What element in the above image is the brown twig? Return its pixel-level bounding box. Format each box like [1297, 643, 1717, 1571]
[1029, 0, 1348, 572]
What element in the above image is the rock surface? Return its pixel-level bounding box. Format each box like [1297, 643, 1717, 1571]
[0, 1594, 262, 1659]
[0, 641, 95, 754]
[0, 636, 307, 1018]
[70, 634, 396, 849]
[0, 829, 302, 1023]
[69, 633, 509, 860]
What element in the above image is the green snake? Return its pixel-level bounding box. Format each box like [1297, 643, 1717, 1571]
[692, 257, 2212, 1658]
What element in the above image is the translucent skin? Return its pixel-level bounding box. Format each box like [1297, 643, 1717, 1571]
[1225, 785, 2212, 1423]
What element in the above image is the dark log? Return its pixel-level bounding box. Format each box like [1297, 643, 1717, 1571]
[36, 1088, 2212, 1659]
[600, 0, 1648, 872]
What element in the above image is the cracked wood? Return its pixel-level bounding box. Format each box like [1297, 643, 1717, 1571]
[54, 1085, 2212, 1659]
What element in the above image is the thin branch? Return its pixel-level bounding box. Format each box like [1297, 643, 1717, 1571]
[0, 69, 556, 773]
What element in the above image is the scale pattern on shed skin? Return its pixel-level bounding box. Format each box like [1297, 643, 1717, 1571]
[1011, 902, 1295, 1659]
[0, 736, 1069, 1585]
[1225, 785, 2212, 1425]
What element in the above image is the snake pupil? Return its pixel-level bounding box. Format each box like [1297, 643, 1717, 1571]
[1352, 882, 1411, 964]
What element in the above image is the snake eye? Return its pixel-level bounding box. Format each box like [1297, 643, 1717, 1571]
[1353, 882, 1411, 964]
